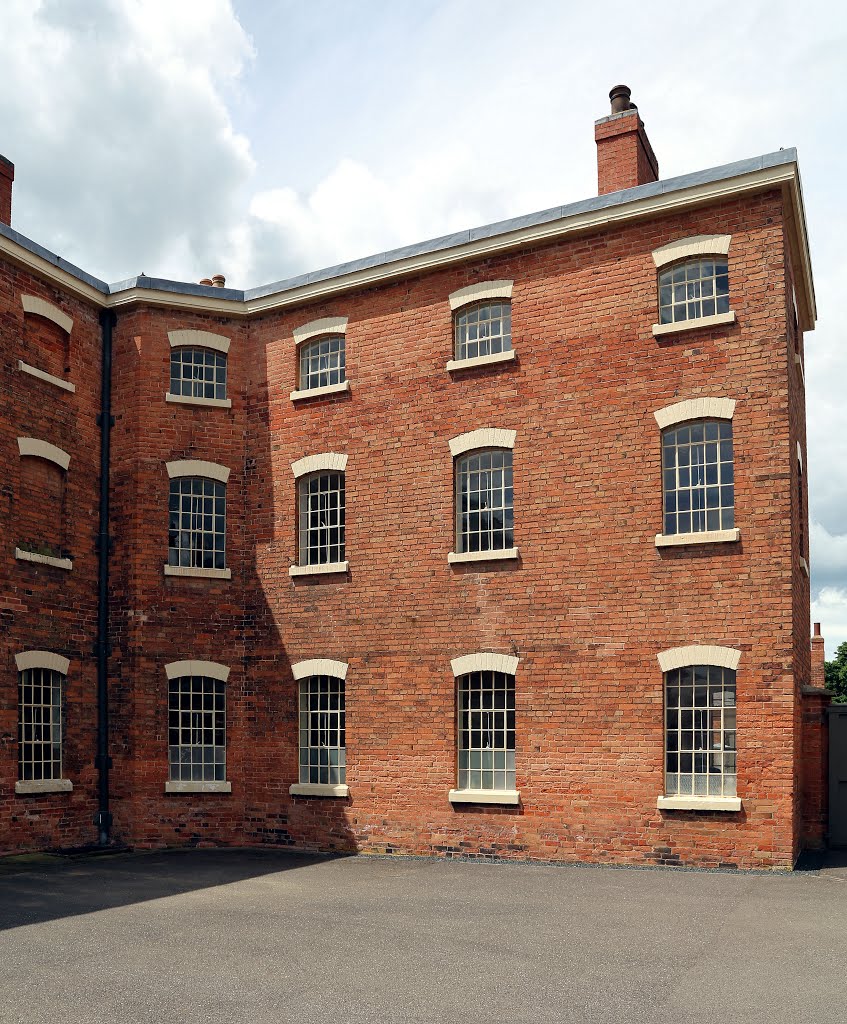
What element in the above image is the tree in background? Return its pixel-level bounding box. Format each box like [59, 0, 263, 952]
[825, 642, 847, 703]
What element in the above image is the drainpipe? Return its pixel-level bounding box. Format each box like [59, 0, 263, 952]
[95, 308, 116, 845]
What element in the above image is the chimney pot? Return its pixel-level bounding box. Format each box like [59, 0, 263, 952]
[211, 274, 226, 288]
[609, 85, 632, 114]
[814, 622, 821, 637]
[595, 86, 658, 195]
[199, 278, 213, 286]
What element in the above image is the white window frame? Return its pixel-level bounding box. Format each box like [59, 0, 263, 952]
[289, 454, 349, 576]
[651, 236, 735, 337]
[448, 653, 520, 805]
[291, 317, 350, 401]
[290, 659, 350, 798]
[15, 651, 73, 795]
[448, 430, 518, 564]
[167, 331, 232, 408]
[656, 645, 741, 812]
[164, 662, 232, 793]
[654, 400, 740, 547]
[447, 281, 515, 371]
[164, 461, 231, 579]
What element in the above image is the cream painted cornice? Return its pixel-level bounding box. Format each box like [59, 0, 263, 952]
[0, 157, 816, 331]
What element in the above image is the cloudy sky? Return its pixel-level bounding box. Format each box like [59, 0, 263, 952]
[2, 0, 845, 653]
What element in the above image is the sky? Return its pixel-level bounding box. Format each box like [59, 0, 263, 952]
[1, 0, 845, 654]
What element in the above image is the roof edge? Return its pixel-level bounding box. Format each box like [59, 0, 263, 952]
[0, 149, 814, 329]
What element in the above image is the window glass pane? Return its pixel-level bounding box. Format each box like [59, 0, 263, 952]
[299, 472, 345, 565]
[299, 335, 346, 391]
[658, 259, 729, 325]
[662, 420, 734, 535]
[454, 301, 512, 360]
[167, 477, 226, 569]
[168, 676, 226, 782]
[664, 666, 736, 798]
[456, 672, 515, 790]
[298, 676, 346, 785]
[18, 668, 65, 781]
[169, 348, 227, 400]
[456, 449, 513, 553]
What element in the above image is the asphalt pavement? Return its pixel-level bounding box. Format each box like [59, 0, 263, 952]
[1, 847, 845, 1024]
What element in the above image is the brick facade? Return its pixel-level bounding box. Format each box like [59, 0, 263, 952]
[0, 93, 827, 868]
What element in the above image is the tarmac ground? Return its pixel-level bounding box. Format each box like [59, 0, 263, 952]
[1, 846, 845, 1024]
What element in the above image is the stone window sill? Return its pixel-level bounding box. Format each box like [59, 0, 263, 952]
[15, 779, 73, 795]
[164, 565, 231, 579]
[652, 310, 736, 338]
[18, 360, 76, 393]
[448, 789, 520, 806]
[15, 548, 73, 570]
[800, 556, 809, 577]
[446, 350, 516, 373]
[655, 529, 740, 548]
[165, 393, 232, 409]
[448, 547, 519, 565]
[289, 561, 349, 577]
[289, 783, 349, 798]
[657, 795, 741, 812]
[290, 380, 350, 402]
[165, 780, 232, 794]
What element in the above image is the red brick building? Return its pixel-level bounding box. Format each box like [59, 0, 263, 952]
[0, 89, 828, 868]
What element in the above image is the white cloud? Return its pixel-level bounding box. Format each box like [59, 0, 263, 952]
[0, 0, 255, 282]
[811, 521, 847, 593]
[811, 588, 847, 660]
[245, 149, 517, 285]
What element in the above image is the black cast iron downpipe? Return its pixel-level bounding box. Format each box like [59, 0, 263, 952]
[95, 308, 116, 845]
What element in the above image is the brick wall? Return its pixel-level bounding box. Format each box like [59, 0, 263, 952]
[239, 189, 802, 869]
[0, 256, 102, 852]
[595, 109, 659, 195]
[107, 307, 250, 848]
[0, 186, 816, 869]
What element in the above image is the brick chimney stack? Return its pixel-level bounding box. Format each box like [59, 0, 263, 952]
[595, 85, 659, 196]
[811, 622, 826, 689]
[0, 154, 14, 226]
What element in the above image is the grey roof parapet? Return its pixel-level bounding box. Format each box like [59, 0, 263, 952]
[0, 221, 110, 292]
[244, 148, 797, 302]
[108, 274, 244, 302]
[0, 149, 799, 306]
